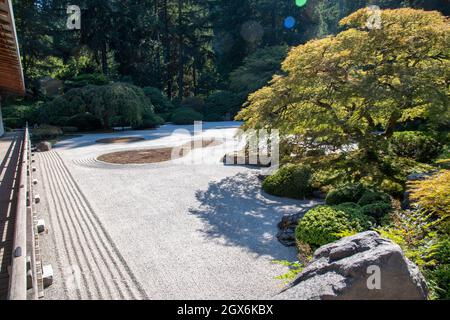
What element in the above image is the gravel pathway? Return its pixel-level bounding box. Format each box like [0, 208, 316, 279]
[36, 122, 319, 299]
[38, 151, 147, 299]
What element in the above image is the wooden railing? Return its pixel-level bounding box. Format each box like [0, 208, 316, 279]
[8, 126, 38, 300]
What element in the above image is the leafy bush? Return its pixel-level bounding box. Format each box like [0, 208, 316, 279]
[380, 179, 404, 197]
[325, 183, 369, 205]
[204, 90, 242, 119]
[31, 125, 63, 141]
[409, 170, 450, 220]
[143, 87, 174, 114]
[180, 97, 205, 113]
[42, 83, 155, 129]
[262, 164, 312, 199]
[204, 113, 223, 122]
[170, 108, 204, 125]
[360, 201, 392, 221]
[2, 103, 40, 127]
[358, 190, 390, 207]
[380, 171, 450, 299]
[390, 131, 443, 163]
[64, 73, 109, 90]
[295, 205, 373, 248]
[61, 126, 78, 133]
[134, 114, 165, 129]
[66, 113, 102, 131]
[4, 117, 25, 129]
[229, 46, 288, 100]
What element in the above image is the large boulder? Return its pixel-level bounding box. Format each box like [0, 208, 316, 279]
[277, 231, 428, 300]
[36, 141, 52, 152]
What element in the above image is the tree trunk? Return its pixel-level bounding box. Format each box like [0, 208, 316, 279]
[162, 0, 172, 98]
[177, 0, 184, 99]
[101, 40, 108, 75]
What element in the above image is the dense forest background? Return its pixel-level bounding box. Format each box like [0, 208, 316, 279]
[13, 0, 449, 102]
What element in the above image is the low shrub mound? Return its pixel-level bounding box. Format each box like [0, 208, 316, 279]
[143, 87, 174, 114]
[66, 112, 102, 131]
[180, 97, 205, 113]
[390, 131, 443, 163]
[357, 190, 391, 206]
[171, 108, 204, 125]
[295, 205, 373, 248]
[262, 164, 312, 199]
[31, 125, 63, 141]
[204, 90, 241, 120]
[360, 201, 393, 222]
[325, 183, 370, 205]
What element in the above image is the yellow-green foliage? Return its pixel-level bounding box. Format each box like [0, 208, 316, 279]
[409, 170, 450, 220]
[380, 170, 450, 299]
[237, 8, 449, 156]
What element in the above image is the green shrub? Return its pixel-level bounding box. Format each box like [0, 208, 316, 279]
[204, 90, 242, 119]
[262, 164, 312, 199]
[361, 201, 392, 221]
[380, 179, 404, 197]
[295, 205, 373, 248]
[2, 103, 40, 126]
[61, 126, 79, 133]
[143, 87, 174, 114]
[204, 113, 224, 122]
[66, 113, 102, 131]
[64, 73, 109, 90]
[390, 131, 443, 163]
[134, 114, 165, 129]
[325, 183, 369, 205]
[3, 117, 25, 129]
[31, 125, 63, 141]
[42, 83, 155, 129]
[358, 190, 390, 206]
[171, 108, 204, 125]
[180, 97, 205, 113]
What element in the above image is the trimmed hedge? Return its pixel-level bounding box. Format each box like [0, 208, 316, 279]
[295, 205, 373, 248]
[390, 131, 443, 163]
[180, 97, 205, 113]
[31, 125, 63, 141]
[262, 164, 312, 199]
[143, 87, 174, 114]
[204, 90, 242, 119]
[325, 183, 369, 205]
[66, 113, 102, 131]
[357, 190, 390, 206]
[360, 201, 393, 221]
[171, 108, 204, 125]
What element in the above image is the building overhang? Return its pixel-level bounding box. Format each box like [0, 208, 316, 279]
[0, 0, 25, 97]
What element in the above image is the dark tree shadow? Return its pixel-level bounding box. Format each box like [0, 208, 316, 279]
[189, 172, 319, 260]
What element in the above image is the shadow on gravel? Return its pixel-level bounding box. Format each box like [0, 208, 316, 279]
[189, 172, 318, 260]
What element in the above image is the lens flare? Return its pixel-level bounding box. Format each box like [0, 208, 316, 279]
[295, 0, 308, 7]
[284, 16, 296, 29]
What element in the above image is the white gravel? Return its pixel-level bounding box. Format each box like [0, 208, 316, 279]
[37, 122, 318, 299]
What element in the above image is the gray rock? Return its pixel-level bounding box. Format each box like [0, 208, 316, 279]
[276, 212, 304, 247]
[277, 231, 428, 300]
[406, 172, 436, 182]
[36, 141, 52, 152]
